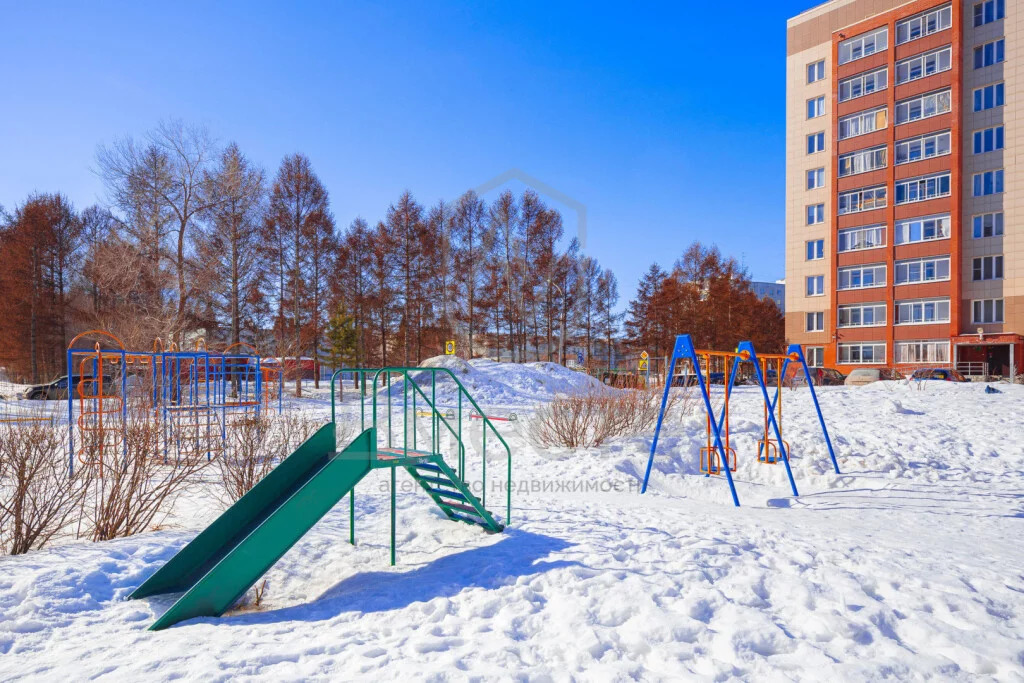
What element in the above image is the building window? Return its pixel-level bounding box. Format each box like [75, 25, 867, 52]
[972, 255, 1004, 281]
[807, 60, 825, 83]
[897, 5, 952, 44]
[972, 212, 1003, 238]
[895, 131, 950, 165]
[838, 263, 886, 290]
[973, 83, 1005, 112]
[895, 341, 949, 364]
[806, 275, 824, 296]
[839, 27, 888, 65]
[895, 89, 950, 124]
[839, 68, 888, 103]
[838, 225, 885, 252]
[972, 299, 1004, 324]
[895, 256, 949, 285]
[973, 0, 1005, 27]
[806, 239, 824, 260]
[894, 214, 950, 245]
[973, 126, 1004, 154]
[838, 303, 886, 328]
[972, 169, 1004, 196]
[838, 185, 886, 215]
[838, 146, 886, 177]
[974, 39, 1005, 69]
[839, 343, 886, 364]
[806, 204, 825, 225]
[896, 46, 952, 85]
[895, 299, 950, 325]
[807, 167, 825, 189]
[838, 107, 887, 140]
[806, 347, 824, 368]
[807, 96, 826, 119]
[807, 131, 825, 154]
[806, 312, 825, 332]
[895, 172, 950, 204]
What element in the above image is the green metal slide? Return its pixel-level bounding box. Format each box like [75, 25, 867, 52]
[131, 424, 374, 630]
[132, 417, 503, 630]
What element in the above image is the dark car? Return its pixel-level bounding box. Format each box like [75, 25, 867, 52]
[910, 368, 969, 382]
[23, 375, 115, 400]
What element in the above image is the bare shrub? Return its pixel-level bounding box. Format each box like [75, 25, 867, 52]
[253, 579, 268, 608]
[83, 407, 209, 542]
[278, 411, 328, 452]
[532, 387, 690, 449]
[217, 415, 276, 503]
[215, 411, 329, 504]
[0, 421, 92, 555]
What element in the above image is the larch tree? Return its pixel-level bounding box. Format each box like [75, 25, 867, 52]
[306, 207, 338, 388]
[367, 221, 399, 365]
[386, 191, 424, 365]
[596, 269, 621, 368]
[266, 153, 330, 396]
[488, 190, 520, 361]
[576, 255, 601, 363]
[452, 191, 486, 358]
[198, 143, 266, 348]
[426, 200, 455, 344]
[336, 217, 373, 369]
[79, 205, 115, 316]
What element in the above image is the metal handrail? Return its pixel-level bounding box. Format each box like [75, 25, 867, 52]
[331, 366, 512, 524]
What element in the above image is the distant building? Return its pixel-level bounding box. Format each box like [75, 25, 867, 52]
[751, 280, 786, 312]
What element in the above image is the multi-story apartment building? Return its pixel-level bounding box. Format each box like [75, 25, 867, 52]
[786, 0, 1021, 379]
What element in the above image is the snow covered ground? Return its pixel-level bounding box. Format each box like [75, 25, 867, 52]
[2, 361, 1024, 680]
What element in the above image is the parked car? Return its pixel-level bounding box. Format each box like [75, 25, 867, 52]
[790, 367, 846, 386]
[909, 368, 969, 383]
[23, 374, 114, 400]
[844, 368, 905, 386]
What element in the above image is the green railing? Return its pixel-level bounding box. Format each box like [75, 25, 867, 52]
[330, 367, 512, 525]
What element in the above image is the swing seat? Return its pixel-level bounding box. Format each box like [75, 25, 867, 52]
[700, 445, 737, 475]
[756, 439, 790, 464]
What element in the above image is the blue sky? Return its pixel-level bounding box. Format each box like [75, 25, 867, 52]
[0, 0, 814, 307]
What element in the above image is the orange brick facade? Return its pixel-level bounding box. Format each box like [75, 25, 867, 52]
[786, 0, 1022, 378]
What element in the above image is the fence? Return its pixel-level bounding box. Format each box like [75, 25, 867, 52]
[956, 361, 988, 379]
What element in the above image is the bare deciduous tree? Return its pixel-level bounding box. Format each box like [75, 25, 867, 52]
[97, 120, 220, 342]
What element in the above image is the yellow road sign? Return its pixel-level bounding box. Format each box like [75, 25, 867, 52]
[639, 359, 649, 371]
[445, 340, 456, 355]
[640, 350, 649, 360]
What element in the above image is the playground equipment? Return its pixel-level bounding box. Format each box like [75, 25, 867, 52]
[130, 366, 511, 631]
[470, 411, 518, 422]
[642, 335, 840, 506]
[66, 331, 283, 475]
[698, 352, 736, 476]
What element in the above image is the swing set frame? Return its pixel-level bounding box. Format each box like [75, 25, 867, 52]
[641, 334, 841, 506]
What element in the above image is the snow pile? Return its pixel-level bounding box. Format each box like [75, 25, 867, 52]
[374, 355, 609, 407]
[2, 366, 1024, 679]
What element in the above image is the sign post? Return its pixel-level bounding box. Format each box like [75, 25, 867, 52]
[639, 350, 650, 387]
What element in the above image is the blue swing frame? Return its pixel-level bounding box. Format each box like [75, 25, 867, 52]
[640, 335, 841, 506]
